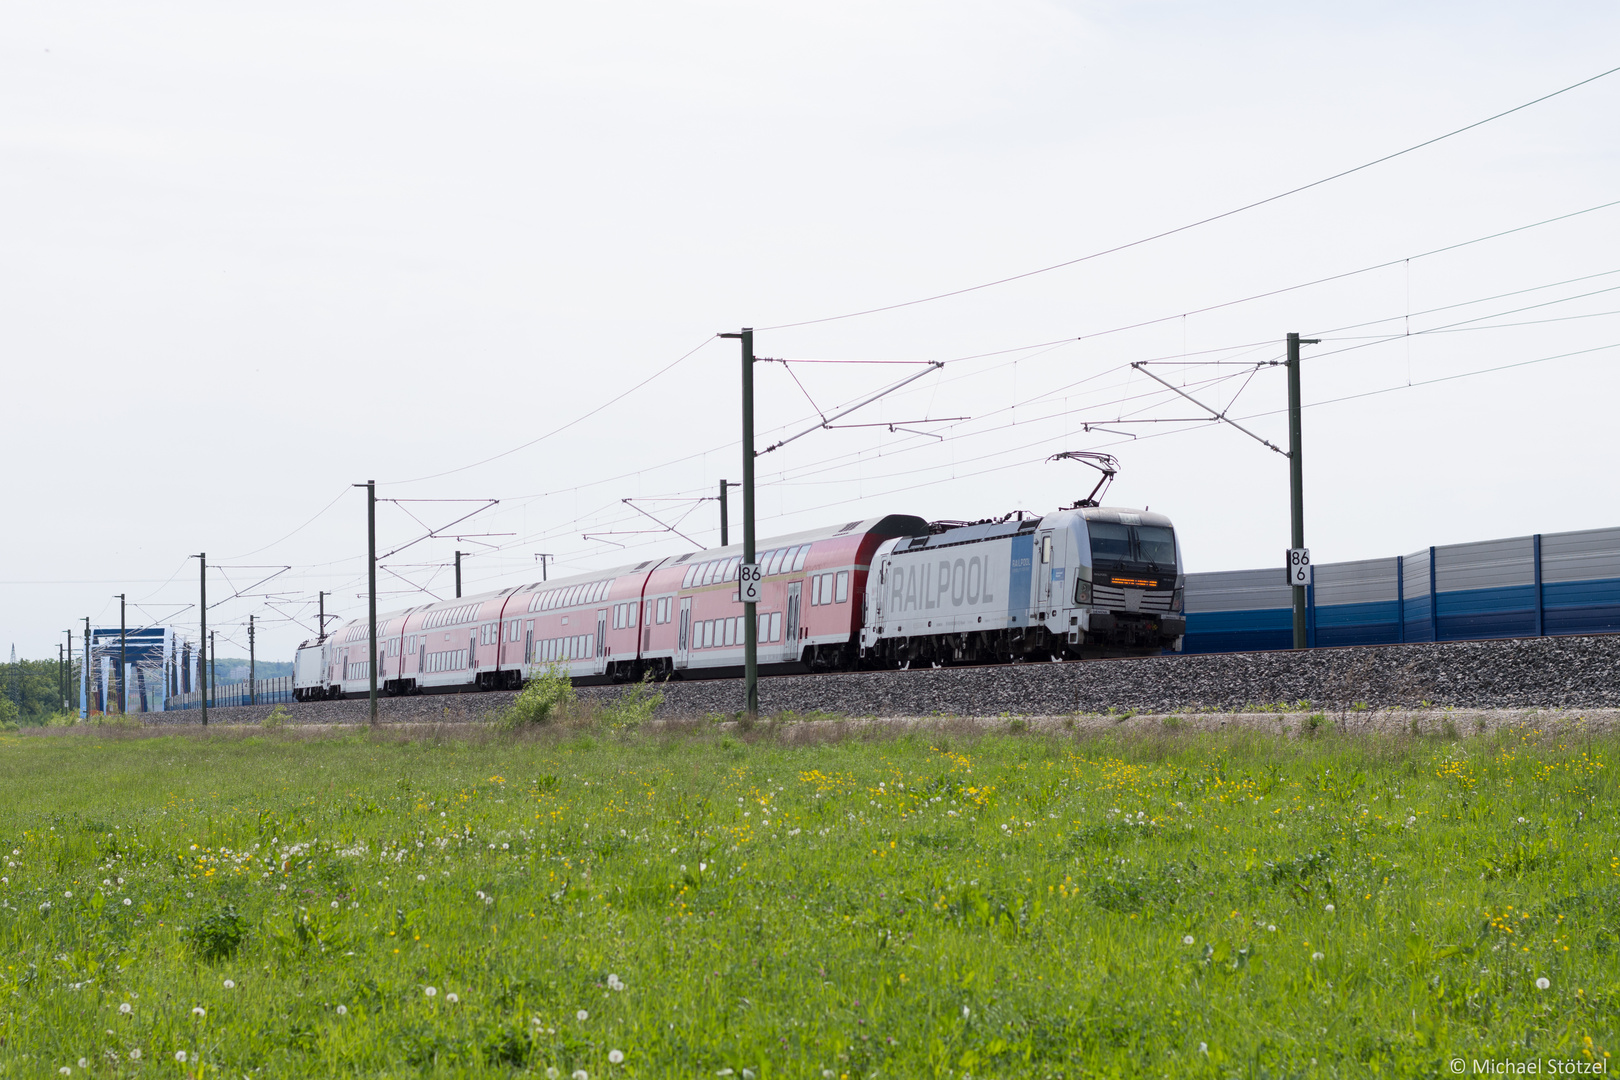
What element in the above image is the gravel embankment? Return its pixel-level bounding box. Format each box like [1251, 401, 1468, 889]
[140, 633, 1620, 728]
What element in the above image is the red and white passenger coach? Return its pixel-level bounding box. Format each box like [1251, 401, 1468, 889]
[296, 515, 926, 699]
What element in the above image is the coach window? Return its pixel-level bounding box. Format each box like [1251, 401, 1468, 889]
[791, 545, 808, 571]
[835, 571, 850, 604]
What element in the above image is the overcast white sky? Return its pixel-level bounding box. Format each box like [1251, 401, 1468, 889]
[3, 1, 1618, 662]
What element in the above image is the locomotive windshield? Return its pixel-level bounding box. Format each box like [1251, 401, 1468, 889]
[1089, 521, 1177, 573]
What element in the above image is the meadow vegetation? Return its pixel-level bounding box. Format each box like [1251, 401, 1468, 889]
[0, 714, 1615, 1077]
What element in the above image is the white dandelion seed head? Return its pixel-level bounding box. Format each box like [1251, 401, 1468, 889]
[425, 986, 438, 997]
[608, 1049, 624, 1064]
[175, 1051, 189, 1063]
[572, 1071, 589, 1080]
[1325, 903, 1335, 913]
[1267, 925, 1277, 932]
[546, 1070, 559, 1080]
[1312, 952, 1325, 962]
[64, 891, 72, 898]
[417, 874, 426, 881]
[336, 1005, 348, 1016]
[576, 1008, 589, 1021]
[191, 1007, 205, 1018]
[128, 1049, 141, 1061]
[699, 862, 706, 872]
[1183, 935, 1195, 945]
[330, 901, 339, 909]
[446, 993, 459, 1004]
[1536, 977, 1550, 990]
[122, 898, 132, 906]
[79, 1059, 89, 1069]
[1518, 816, 1528, 823]
[60, 1067, 71, 1076]
[742, 1070, 757, 1080]
[222, 979, 235, 989]
[118, 1003, 131, 1015]
[962, 1006, 971, 1018]
[1199, 1042, 1209, 1054]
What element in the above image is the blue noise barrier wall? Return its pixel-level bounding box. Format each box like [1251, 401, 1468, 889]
[1185, 525, 1620, 654]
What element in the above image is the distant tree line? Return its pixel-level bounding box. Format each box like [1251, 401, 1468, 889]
[1, 656, 76, 726]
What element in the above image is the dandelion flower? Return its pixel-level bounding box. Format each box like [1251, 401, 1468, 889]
[1536, 977, 1550, 990]
[608, 1049, 624, 1064]
[119, 1003, 131, 1015]
[175, 1051, 189, 1063]
[192, 1007, 206, 1018]
[446, 993, 459, 1004]
[64, 891, 72, 898]
[1311, 952, 1325, 962]
[962, 1006, 970, 1019]
[330, 900, 339, 909]
[59, 1067, 71, 1076]
[577, 1009, 589, 1021]
[699, 863, 707, 872]
[417, 874, 426, 882]
[128, 1050, 141, 1061]
[79, 1059, 89, 1069]
[743, 1070, 757, 1080]
[1324, 904, 1335, 913]
[572, 1071, 589, 1080]
[1182, 935, 1195, 946]
[336, 1005, 348, 1016]
[1267, 925, 1277, 933]
[425, 987, 438, 998]
[1199, 1042, 1209, 1054]
[122, 898, 132, 906]
[545, 1069, 559, 1080]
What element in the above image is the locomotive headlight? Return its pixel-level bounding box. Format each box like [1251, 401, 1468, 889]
[1075, 578, 1092, 605]
[1171, 587, 1184, 613]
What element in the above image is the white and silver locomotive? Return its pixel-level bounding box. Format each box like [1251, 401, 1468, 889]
[859, 504, 1184, 665]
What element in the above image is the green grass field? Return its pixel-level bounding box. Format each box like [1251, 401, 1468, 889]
[0, 718, 1615, 1077]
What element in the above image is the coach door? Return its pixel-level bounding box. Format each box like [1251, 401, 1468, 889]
[524, 624, 533, 669]
[676, 598, 692, 669]
[785, 581, 802, 664]
[1038, 530, 1054, 609]
[469, 631, 478, 674]
[596, 609, 608, 675]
